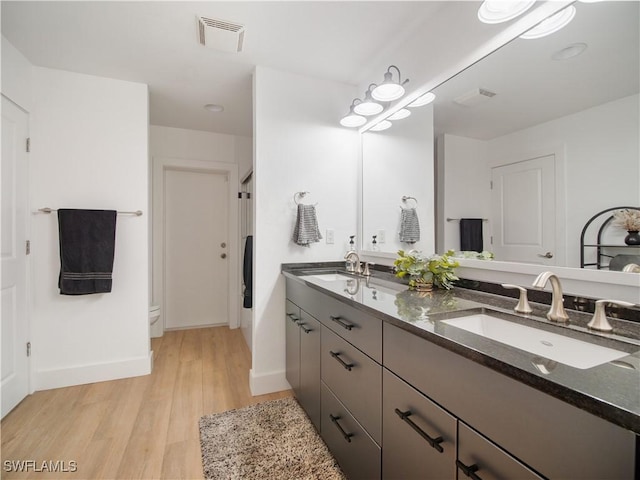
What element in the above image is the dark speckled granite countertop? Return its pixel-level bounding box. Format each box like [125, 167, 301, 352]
[282, 263, 640, 435]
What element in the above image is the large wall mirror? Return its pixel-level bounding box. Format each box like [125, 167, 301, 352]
[361, 1, 639, 272]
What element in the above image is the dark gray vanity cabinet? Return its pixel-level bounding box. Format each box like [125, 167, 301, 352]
[382, 368, 457, 479]
[285, 298, 321, 430]
[383, 322, 636, 480]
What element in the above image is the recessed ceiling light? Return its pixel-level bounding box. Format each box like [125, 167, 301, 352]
[204, 104, 224, 112]
[552, 43, 588, 61]
[369, 120, 392, 132]
[520, 6, 576, 40]
[408, 92, 436, 108]
[387, 108, 411, 121]
[478, 0, 535, 24]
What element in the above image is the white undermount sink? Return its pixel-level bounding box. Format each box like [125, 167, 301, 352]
[441, 314, 629, 369]
[301, 273, 353, 282]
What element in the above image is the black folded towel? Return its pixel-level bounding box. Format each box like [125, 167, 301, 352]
[242, 235, 253, 309]
[460, 218, 483, 252]
[57, 209, 117, 295]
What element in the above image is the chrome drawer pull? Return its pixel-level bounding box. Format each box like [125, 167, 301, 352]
[299, 324, 312, 334]
[329, 414, 353, 443]
[286, 313, 299, 323]
[455, 460, 483, 480]
[329, 315, 354, 331]
[394, 409, 444, 453]
[329, 351, 354, 371]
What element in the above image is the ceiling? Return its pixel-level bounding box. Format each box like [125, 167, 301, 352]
[1, 1, 448, 137]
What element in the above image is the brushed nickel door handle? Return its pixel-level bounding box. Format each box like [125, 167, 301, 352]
[537, 252, 553, 258]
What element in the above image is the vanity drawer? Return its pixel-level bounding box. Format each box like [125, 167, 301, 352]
[312, 287, 382, 362]
[321, 382, 381, 480]
[457, 422, 542, 480]
[382, 368, 457, 480]
[322, 326, 382, 444]
[383, 322, 636, 480]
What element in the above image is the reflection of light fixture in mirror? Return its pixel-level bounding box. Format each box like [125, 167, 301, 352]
[387, 108, 411, 121]
[340, 99, 367, 127]
[552, 43, 588, 61]
[477, 0, 535, 24]
[408, 92, 436, 107]
[354, 85, 384, 116]
[204, 103, 224, 112]
[520, 5, 576, 39]
[372, 65, 409, 102]
[369, 120, 392, 132]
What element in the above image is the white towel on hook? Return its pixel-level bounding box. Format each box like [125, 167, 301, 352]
[292, 204, 322, 246]
[399, 207, 420, 244]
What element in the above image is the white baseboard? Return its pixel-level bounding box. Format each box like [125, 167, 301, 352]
[34, 352, 153, 391]
[249, 368, 291, 396]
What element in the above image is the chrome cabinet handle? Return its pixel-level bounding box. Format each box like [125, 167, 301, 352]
[537, 252, 553, 258]
[299, 323, 312, 334]
[329, 315, 354, 331]
[329, 351, 353, 371]
[329, 414, 353, 443]
[394, 409, 444, 453]
[286, 313, 299, 323]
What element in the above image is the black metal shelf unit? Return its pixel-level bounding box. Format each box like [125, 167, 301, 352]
[580, 206, 640, 269]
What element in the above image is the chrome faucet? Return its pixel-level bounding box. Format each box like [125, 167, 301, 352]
[344, 250, 361, 274]
[532, 271, 569, 322]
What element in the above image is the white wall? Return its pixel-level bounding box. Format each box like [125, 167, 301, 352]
[1, 35, 32, 111]
[252, 66, 359, 394]
[30, 67, 150, 390]
[440, 134, 491, 251]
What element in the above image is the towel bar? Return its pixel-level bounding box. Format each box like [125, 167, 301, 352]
[447, 217, 488, 222]
[37, 207, 143, 216]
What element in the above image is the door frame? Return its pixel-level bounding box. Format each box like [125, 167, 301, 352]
[152, 157, 239, 330]
[488, 145, 567, 267]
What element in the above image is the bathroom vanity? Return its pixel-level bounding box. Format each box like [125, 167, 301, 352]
[283, 265, 639, 480]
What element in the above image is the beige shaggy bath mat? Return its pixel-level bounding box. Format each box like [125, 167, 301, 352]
[199, 397, 345, 480]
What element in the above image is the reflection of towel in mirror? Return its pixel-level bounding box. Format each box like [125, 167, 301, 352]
[292, 204, 322, 246]
[400, 207, 420, 244]
[242, 235, 253, 308]
[460, 218, 483, 252]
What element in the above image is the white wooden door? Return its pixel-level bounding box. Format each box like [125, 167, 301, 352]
[164, 168, 229, 329]
[1, 96, 30, 418]
[491, 155, 556, 265]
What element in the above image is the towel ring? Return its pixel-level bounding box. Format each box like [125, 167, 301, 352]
[401, 196, 418, 208]
[294, 191, 317, 205]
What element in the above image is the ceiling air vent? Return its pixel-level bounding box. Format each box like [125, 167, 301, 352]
[197, 16, 245, 53]
[453, 88, 497, 107]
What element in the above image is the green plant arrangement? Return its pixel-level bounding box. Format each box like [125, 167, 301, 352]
[394, 249, 460, 290]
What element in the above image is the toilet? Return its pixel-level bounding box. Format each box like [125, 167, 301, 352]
[149, 305, 161, 325]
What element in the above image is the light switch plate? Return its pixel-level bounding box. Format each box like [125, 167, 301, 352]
[378, 230, 386, 243]
[326, 229, 335, 244]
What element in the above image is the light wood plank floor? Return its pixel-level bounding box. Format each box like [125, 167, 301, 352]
[1, 327, 292, 479]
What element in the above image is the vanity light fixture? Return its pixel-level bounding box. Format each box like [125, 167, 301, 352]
[369, 120, 392, 132]
[477, 0, 535, 24]
[371, 65, 409, 102]
[354, 84, 384, 116]
[520, 5, 576, 40]
[387, 108, 411, 121]
[340, 99, 367, 127]
[408, 91, 436, 107]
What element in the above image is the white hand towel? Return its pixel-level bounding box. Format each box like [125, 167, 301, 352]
[399, 207, 420, 244]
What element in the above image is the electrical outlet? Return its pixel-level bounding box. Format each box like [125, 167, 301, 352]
[378, 230, 386, 243]
[326, 229, 335, 244]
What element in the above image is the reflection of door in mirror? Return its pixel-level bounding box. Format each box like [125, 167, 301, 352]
[491, 155, 555, 265]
